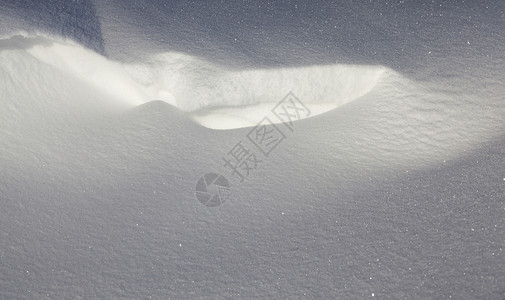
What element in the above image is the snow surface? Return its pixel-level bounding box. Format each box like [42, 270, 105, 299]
[1, 1, 505, 299]
[0, 34, 398, 129]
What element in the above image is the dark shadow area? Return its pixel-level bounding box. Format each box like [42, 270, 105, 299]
[1, 0, 104, 54]
[101, 0, 505, 78]
[0, 35, 54, 51]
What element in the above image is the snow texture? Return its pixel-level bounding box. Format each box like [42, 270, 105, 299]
[1, 0, 505, 299]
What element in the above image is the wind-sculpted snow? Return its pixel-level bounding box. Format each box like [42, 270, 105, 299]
[1, 16, 505, 297]
[2, 32, 505, 167]
[123, 52, 398, 129]
[0, 34, 400, 129]
[0, 0, 104, 54]
[1, 32, 504, 167]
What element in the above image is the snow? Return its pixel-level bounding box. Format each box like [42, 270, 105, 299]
[1, 33, 397, 130]
[1, 0, 505, 299]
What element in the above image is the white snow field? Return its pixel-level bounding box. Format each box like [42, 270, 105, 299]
[1, 1, 505, 299]
[0, 34, 396, 129]
[1, 33, 503, 169]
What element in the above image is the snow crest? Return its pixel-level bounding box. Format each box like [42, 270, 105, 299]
[1, 33, 401, 129]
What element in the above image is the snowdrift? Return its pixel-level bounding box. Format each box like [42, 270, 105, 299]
[0, 33, 400, 129]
